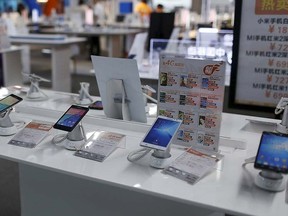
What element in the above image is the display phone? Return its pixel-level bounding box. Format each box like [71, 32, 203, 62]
[53, 105, 89, 132]
[140, 116, 182, 151]
[88, 101, 103, 110]
[0, 94, 23, 114]
[254, 131, 288, 174]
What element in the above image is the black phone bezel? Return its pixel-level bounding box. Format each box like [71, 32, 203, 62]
[0, 94, 23, 114]
[254, 131, 288, 174]
[53, 105, 89, 132]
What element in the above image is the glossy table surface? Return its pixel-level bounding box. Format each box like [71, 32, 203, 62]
[0, 88, 287, 216]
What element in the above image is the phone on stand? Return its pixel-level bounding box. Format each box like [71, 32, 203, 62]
[254, 131, 288, 174]
[53, 105, 89, 132]
[0, 94, 23, 114]
[140, 116, 182, 151]
[88, 101, 103, 110]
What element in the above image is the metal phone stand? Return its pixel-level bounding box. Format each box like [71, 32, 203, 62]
[26, 74, 50, 101]
[76, 82, 93, 105]
[64, 123, 86, 150]
[254, 170, 285, 192]
[0, 108, 17, 136]
[149, 146, 172, 169]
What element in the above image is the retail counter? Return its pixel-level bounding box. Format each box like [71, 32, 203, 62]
[0, 89, 287, 216]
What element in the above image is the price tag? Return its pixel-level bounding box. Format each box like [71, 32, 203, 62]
[74, 131, 125, 162]
[164, 148, 222, 184]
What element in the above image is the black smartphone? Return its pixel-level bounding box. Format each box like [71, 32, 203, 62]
[88, 101, 103, 110]
[0, 94, 23, 113]
[254, 131, 288, 174]
[53, 105, 89, 132]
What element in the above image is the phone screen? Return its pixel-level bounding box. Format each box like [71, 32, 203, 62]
[254, 131, 288, 174]
[53, 105, 89, 132]
[88, 101, 103, 110]
[140, 116, 182, 151]
[0, 94, 23, 113]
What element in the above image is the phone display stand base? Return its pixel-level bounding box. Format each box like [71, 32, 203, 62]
[75, 82, 93, 106]
[0, 125, 17, 136]
[150, 149, 171, 169]
[0, 109, 17, 136]
[254, 171, 286, 192]
[26, 91, 48, 101]
[65, 124, 86, 150]
[75, 98, 93, 106]
[276, 123, 288, 134]
[54, 124, 86, 151]
[26, 80, 48, 101]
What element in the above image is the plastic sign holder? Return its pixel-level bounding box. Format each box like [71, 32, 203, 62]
[0, 108, 17, 136]
[254, 170, 286, 192]
[74, 131, 126, 162]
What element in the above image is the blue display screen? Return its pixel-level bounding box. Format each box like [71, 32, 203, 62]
[255, 132, 288, 173]
[119, 2, 133, 14]
[143, 117, 181, 148]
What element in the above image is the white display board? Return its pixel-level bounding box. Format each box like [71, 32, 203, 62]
[157, 54, 225, 152]
[230, 0, 288, 112]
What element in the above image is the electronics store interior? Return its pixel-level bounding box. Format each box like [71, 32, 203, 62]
[0, 0, 287, 216]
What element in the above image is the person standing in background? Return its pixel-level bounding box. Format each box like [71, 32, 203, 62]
[93, 0, 106, 25]
[15, 3, 29, 34]
[43, 0, 59, 17]
[134, 0, 152, 18]
[155, 4, 164, 13]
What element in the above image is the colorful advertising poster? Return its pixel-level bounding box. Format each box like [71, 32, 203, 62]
[158, 55, 225, 152]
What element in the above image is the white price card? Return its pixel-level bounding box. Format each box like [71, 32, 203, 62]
[164, 148, 222, 184]
[8, 121, 53, 148]
[74, 131, 125, 162]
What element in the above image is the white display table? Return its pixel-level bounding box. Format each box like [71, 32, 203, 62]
[0, 46, 23, 86]
[9, 36, 86, 92]
[0, 87, 288, 216]
[0, 89, 286, 216]
[41, 27, 142, 57]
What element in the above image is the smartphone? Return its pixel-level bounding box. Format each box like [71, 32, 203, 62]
[140, 116, 182, 151]
[0, 94, 23, 113]
[254, 131, 288, 174]
[53, 105, 89, 132]
[88, 101, 103, 110]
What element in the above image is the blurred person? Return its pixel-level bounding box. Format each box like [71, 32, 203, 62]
[90, 0, 106, 55]
[155, 4, 164, 13]
[93, 0, 105, 25]
[134, 0, 152, 18]
[15, 3, 29, 34]
[78, 0, 89, 12]
[43, 0, 59, 17]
